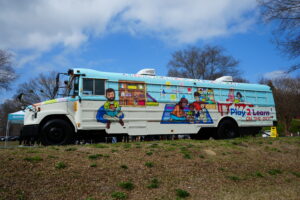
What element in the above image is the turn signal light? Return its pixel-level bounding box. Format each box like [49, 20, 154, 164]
[73, 102, 78, 112]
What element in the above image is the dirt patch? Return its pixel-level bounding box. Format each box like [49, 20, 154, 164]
[203, 149, 217, 156]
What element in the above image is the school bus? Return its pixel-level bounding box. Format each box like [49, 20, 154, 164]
[21, 68, 277, 145]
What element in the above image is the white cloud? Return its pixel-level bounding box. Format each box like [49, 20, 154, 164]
[0, 0, 129, 51]
[121, 0, 257, 43]
[0, 0, 257, 51]
[15, 52, 42, 68]
[264, 70, 287, 79]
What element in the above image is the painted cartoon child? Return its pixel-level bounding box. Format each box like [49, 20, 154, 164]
[170, 97, 188, 121]
[227, 89, 235, 102]
[186, 103, 195, 122]
[192, 92, 202, 120]
[103, 88, 124, 129]
[235, 92, 245, 103]
[199, 104, 208, 123]
[193, 91, 201, 108]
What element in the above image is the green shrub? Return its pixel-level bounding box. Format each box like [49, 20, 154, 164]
[150, 143, 159, 148]
[291, 172, 300, 177]
[88, 154, 103, 160]
[90, 163, 97, 167]
[65, 147, 77, 151]
[175, 189, 190, 198]
[146, 151, 153, 156]
[118, 181, 134, 190]
[123, 144, 131, 149]
[253, 171, 264, 178]
[147, 178, 159, 189]
[180, 146, 187, 152]
[47, 155, 58, 159]
[218, 167, 225, 171]
[120, 165, 128, 169]
[268, 169, 282, 175]
[289, 119, 300, 133]
[55, 162, 67, 169]
[270, 147, 281, 152]
[183, 153, 191, 159]
[227, 175, 241, 181]
[145, 162, 154, 168]
[166, 147, 176, 151]
[23, 156, 43, 162]
[111, 191, 127, 200]
[276, 123, 285, 136]
[93, 144, 108, 148]
[231, 141, 242, 145]
[50, 146, 60, 151]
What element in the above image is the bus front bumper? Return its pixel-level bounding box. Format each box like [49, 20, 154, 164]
[21, 125, 39, 137]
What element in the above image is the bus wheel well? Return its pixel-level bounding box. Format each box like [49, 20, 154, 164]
[216, 117, 239, 139]
[217, 117, 238, 128]
[39, 115, 75, 133]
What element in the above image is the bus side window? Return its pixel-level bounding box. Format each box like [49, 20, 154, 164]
[95, 79, 105, 95]
[83, 79, 93, 95]
[83, 79, 105, 95]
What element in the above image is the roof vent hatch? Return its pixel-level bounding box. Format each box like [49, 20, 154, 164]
[215, 76, 233, 82]
[137, 68, 156, 76]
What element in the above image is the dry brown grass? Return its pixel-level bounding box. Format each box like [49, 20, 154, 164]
[0, 137, 299, 200]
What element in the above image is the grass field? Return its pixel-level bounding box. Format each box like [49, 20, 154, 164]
[0, 137, 299, 200]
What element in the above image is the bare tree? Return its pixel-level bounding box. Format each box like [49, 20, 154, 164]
[234, 77, 250, 83]
[16, 71, 58, 104]
[258, 0, 300, 71]
[167, 45, 242, 80]
[0, 49, 17, 90]
[260, 76, 300, 135]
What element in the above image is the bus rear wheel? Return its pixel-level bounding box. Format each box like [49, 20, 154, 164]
[217, 119, 239, 139]
[191, 128, 216, 140]
[40, 119, 74, 146]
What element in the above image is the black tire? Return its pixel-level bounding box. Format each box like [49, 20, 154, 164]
[40, 119, 74, 145]
[191, 128, 216, 140]
[217, 119, 239, 139]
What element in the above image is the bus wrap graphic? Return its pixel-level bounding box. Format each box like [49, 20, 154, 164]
[161, 104, 213, 124]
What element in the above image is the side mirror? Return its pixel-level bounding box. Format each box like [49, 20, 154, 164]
[17, 93, 24, 102]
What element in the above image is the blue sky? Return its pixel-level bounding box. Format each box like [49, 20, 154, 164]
[0, 0, 298, 103]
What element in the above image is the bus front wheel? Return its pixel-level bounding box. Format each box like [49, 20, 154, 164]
[217, 119, 239, 139]
[40, 119, 74, 145]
